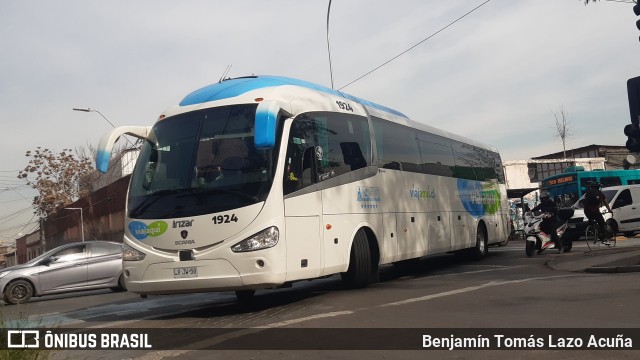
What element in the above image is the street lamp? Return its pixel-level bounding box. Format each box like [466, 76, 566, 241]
[72, 107, 117, 128]
[73, 107, 136, 148]
[64, 207, 84, 242]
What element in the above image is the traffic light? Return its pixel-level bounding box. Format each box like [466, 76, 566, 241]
[625, 123, 640, 152]
[635, 4, 640, 41]
[626, 77, 640, 153]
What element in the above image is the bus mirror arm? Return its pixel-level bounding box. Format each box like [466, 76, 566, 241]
[96, 125, 152, 173]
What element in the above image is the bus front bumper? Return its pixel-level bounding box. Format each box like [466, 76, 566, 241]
[123, 258, 285, 295]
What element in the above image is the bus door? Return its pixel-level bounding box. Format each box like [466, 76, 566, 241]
[283, 120, 323, 281]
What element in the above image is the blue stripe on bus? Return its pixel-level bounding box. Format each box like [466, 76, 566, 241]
[179, 75, 407, 118]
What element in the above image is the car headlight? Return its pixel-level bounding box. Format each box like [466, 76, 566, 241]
[123, 243, 146, 261]
[231, 227, 279, 252]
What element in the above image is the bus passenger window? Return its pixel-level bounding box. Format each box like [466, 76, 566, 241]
[600, 176, 621, 187]
[340, 142, 367, 171]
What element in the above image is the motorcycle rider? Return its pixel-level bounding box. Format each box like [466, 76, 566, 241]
[530, 191, 562, 252]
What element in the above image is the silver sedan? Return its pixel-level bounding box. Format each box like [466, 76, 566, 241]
[0, 241, 125, 304]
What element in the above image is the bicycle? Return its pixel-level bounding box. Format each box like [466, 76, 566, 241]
[584, 216, 616, 251]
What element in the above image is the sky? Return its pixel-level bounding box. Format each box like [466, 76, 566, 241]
[1, 0, 638, 241]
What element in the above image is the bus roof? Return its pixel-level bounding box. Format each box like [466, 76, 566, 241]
[179, 75, 409, 119]
[173, 75, 498, 154]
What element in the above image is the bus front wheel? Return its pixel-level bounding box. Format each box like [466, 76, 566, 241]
[341, 229, 377, 289]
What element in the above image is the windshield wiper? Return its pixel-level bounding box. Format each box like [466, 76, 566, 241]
[217, 188, 259, 202]
[129, 189, 183, 217]
[193, 187, 259, 202]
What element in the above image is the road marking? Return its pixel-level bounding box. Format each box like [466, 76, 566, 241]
[403, 264, 525, 281]
[381, 274, 578, 307]
[257, 311, 354, 328]
[128, 273, 579, 359]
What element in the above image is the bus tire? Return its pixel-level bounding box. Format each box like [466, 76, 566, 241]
[470, 224, 488, 260]
[341, 229, 375, 289]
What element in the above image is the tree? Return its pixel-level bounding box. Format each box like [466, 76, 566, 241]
[553, 106, 574, 158]
[18, 147, 96, 218]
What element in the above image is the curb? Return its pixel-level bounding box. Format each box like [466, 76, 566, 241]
[585, 265, 640, 273]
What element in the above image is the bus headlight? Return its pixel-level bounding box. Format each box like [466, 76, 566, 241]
[231, 227, 279, 252]
[123, 243, 146, 261]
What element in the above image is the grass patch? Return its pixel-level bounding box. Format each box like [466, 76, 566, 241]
[0, 310, 57, 360]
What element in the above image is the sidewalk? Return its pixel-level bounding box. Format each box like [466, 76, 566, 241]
[546, 238, 640, 273]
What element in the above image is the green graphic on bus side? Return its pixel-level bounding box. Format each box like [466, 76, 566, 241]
[457, 179, 501, 217]
[482, 183, 501, 215]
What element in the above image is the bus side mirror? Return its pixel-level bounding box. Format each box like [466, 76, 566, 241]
[255, 101, 289, 149]
[96, 125, 151, 173]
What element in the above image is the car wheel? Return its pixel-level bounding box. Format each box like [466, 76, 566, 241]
[111, 274, 127, 292]
[3, 279, 34, 305]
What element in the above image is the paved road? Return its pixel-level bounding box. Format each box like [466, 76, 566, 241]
[1, 237, 637, 360]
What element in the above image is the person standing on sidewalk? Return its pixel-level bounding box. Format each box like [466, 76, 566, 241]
[583, 182, 613, 244]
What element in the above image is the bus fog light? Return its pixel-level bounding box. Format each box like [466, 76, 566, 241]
[256, 259, 265, 268]
[232, 227, 279, 252]
[123, 244, 146, 261]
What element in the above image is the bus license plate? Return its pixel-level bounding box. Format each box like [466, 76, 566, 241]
[174, 267, 198, 278]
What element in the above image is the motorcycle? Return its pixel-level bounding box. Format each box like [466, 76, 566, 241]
[524, 208, 578, 257]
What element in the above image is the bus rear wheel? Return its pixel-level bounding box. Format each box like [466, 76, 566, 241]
[469, 225, 488, 260]
[341, 229, 377, 289]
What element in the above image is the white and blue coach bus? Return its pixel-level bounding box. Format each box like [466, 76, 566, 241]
[96, 75, 509, 298]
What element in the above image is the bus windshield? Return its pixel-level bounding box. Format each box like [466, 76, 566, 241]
[128, 104, 278, 219]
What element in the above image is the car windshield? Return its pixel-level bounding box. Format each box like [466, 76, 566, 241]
[128, 104, 279, 219]
[23, 246, 66, 265]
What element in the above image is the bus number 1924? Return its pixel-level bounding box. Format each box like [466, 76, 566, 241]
[336, 101, 353, 112]
[212, 214, 239, 224]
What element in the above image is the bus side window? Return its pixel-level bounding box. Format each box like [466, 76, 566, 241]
[340, 142, 367, 171]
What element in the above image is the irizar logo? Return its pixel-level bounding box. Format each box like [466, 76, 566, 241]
[128, 221, 168, 240]
[173, 220, 194, 228]
[457, 179, 501, 217]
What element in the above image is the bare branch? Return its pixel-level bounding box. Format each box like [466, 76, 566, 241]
[552, 105, 573, 158]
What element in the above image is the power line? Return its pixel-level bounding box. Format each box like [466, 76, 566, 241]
[338, 0, 493, 90]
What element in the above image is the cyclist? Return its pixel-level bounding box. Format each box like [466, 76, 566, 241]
[583, 182, 613, 244]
